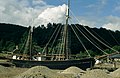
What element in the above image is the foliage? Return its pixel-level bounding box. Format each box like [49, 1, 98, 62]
[104, 46, 120, 54]
[0, 23, 27, 53]
[0, 23, 120, 56]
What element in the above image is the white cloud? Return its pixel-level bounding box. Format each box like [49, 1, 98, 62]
[86, 0, 107, 15]
[79, 20, 96, 28]
[114, 1, 120, 12]
[77, 15, 120, 31]
[32, 0, 46, 6]
[101, 0, 107, 5]
[34, 4, 67, 26]
[102, 15, 120, 31]
[102, 23, 120, 31]
[107, 15, 120, 23]
[0, 0, 67, 27]
[115, 6, 120, 12]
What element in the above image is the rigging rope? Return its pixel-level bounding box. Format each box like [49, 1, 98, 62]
[70, 10, 119, 53]
[48, 25, 62, 55]
[108, 31, 120, 45]
[42, 24, 60, 54]
[70, 19, 108, 55]
[58, 27, 64, 58]
[69, 20, 91, 57]
[19, 30, 29, 54]
[23, 28, 31, 54]
[89, 28, 112, 47]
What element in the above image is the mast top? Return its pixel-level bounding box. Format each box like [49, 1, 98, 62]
[64, 0, 70, 59]
[66, 0, 70, 19]
[31, 26, 33, 32]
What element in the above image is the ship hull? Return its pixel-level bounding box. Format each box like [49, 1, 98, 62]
[10, 58, 95, 70]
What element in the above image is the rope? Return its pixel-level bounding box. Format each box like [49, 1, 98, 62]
[69, 20, 91, 57]
[59, 27, 64, 58]
[19, 30, 29, 54]
[42, 24, 60, 54]
[70, 10, 119, 53]
[48, 25, 62, 55]
[89, 29, 112, 47]
[108, 31, 120, 45]
[70, 19, 108, 55]
[23, 28, 31, 54]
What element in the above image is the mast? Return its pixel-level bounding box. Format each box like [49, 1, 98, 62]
[29, 27, 33, 60]
[63, 0, 70, 59]
[22, 26, 33, 60]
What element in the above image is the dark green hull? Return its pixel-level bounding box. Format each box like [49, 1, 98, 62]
[10, 58, 95, 70]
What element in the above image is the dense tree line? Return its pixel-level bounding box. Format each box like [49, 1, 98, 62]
[0, 23, 28, 52]
[0, 23, 120, 56]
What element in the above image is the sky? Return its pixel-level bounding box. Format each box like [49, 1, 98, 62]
[0, 0, 120, 31]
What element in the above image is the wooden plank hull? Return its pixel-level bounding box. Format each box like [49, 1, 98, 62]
[10, 58, 95, 70]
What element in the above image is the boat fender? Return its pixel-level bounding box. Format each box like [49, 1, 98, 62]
[95, 59, 101, 65]
[37, 57, 42, 61]
[12, 55, 17, 59]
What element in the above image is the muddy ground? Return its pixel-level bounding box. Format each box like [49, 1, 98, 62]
[0, 62, 120, 78]
[0, 66, 28, 78]
[0, 65, 120, 78]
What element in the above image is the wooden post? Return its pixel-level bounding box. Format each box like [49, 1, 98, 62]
[113, 59, 116, 69]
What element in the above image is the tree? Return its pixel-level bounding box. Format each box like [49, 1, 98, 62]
[112, 45, 120, 52]
[0, 40, 3, 52]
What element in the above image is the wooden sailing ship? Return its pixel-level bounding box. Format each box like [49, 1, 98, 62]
[9, 0, 95, 70]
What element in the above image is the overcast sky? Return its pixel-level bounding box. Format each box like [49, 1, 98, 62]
[0, 0, 120, 31]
